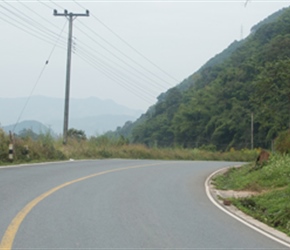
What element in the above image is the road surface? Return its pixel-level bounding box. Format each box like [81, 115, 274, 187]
[0, 159, 287, 249]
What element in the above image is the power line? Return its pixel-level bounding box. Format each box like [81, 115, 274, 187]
[17, 0, 68, 34]
[12, 21, 67, 133]
[1, 1, 158, 103]
[76, 53, 154, 105]
[37, 0, 170, 94]
[48, 0, 63, 10]
[0, 3, 67, 48]
[1, 1, 67, 44]
[75, 45, 157, 100]
[76, 20, 173, 89]
[0, 9, 67, 49]
[2, 0, 169, 109]
[75, 41, 163, 93]
[73, 0, 179, 84]
[48, 0, 176, 89]
[74, 24, 169, 92]
[37, 0, 56, 11]
[245, 0, 251, 8]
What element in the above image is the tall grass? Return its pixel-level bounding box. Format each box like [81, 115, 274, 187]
[0, 129, 65, 164]
[0, 128, 258, 165]
[213, 153, 290, 191]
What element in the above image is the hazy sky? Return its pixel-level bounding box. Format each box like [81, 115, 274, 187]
[1, 0, 290, 111]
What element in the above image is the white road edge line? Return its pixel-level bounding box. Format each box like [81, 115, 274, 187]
[0, 159, 109, 169]
[0, 160, 73, 169]
[205, 167, 290, 249]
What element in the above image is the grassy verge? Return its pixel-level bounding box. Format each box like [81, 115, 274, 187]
[0, 128, 259, 164]
[212, 154, 290, 236]
[0, 130, 259, 165]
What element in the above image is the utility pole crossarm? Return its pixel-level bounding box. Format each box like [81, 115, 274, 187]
[54, 9, 89, 145]
[53, 9, 90, 17]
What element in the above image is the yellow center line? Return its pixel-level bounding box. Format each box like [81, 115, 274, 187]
[0, 162, 164, 250]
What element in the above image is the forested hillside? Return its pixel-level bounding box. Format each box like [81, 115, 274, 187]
[112, 7, 290, 151]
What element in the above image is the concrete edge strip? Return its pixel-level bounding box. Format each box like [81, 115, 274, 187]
[205, 166, 290, 248]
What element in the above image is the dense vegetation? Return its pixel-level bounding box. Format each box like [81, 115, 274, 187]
[112, 7, 290, 151]
[213, 153, 290, 236]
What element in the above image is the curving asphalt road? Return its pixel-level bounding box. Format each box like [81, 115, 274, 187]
[0, 159, 288, 249]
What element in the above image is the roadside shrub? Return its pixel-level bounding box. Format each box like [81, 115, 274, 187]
[0, 129, 10, 163]
[199, 144, 217, 152]
[12, 135, 66, 162]
[275, 129, 290, 154]
[259, 153, 290, 188]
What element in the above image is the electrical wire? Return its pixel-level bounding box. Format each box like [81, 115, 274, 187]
[0, 11, 66, 50]
[37, 0, 56, 11]
[76, 53, 154, 105]
[73, 0, 179, 84]
[0, 1, 65, 42]
[77, 46, 154, 103]
[74, 24, 168, 92]
[46, 0, 171, 90]
[48, 0, 63, 11]
[74, 41, 162, 93]
[38, 0, 162, 99]
[75, 44, 157, 99]
[244, 0, 251, 7]
[76, 19, 172, 89]
[74, 40, 157, 98]
[47, 0, 176, 90]
[0, 5, 67, 49]
[40, 1, 157, 101]
[16, 0, 68, 35]
[2, 0, 167, 107]
[12, 20, 67, 133]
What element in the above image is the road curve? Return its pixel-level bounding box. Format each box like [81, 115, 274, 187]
[0, 159, 287, 249]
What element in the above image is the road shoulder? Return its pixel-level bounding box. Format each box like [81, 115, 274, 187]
[205, 166, 290, 248]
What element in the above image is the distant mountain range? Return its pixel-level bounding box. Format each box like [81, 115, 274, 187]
[0, 96, 143, 136]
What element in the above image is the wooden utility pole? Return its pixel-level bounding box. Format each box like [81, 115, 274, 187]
[54, 9, 89, 144]
[251, 112, 254, 150]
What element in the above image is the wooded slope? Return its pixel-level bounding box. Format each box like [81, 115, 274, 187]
[113, 7, 290, 150]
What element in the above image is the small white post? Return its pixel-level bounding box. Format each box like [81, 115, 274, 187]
[9, 143, 13, 161]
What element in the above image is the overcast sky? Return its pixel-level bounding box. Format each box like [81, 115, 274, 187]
[1, 0, 290, 111]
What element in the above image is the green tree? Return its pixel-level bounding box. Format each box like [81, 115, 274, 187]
[252, 59, 290, 140]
